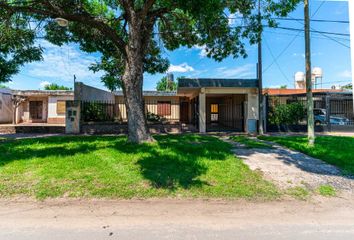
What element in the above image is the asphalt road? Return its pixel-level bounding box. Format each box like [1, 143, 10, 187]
[1, 197, 354, 240]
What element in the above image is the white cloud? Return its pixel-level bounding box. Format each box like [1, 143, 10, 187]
[167, 63, 194, 73]
[228, 12, 242, 26]
[39, 81, 51, 89]
[338, 70, 352, 78]
[193, 45, 209, 58]
[292, 52, 323, 58]
[215, 64, 255, 78]
[292, 53, 305, 58]
[27, 40, 102, 82]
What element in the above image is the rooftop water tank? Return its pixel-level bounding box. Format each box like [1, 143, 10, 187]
[312, 67, 323, 78]
[295, 71, 305, 82]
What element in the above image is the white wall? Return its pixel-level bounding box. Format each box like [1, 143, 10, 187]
[0, 89, 13, 123]
[48, 95, 74, 118]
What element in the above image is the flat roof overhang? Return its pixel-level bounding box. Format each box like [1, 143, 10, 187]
[12, 90, 74, 97]
[177, 78, 259, 97]
[178, 78, 259, 88]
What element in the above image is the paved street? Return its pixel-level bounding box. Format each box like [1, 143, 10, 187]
[1, 197, 354, 240]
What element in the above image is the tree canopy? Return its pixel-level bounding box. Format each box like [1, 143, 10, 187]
[0, 0, 300, 86]
[156, 76, 177, 92]
[43, 83, 72, 90]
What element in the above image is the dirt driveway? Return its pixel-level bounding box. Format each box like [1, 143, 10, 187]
[223, 136, 354, 193]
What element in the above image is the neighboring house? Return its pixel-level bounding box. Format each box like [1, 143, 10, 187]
[11, 90, 74, 124]
[75, 78, 259, 133]
[265, 88, 353, 122]
[0, 88, 13, 124]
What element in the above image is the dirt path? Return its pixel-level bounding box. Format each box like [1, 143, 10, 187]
[222, 136, 354, 193]
[0, 197, 354, 240]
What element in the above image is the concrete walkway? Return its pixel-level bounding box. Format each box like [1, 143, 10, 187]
[221, 136, 354, 193]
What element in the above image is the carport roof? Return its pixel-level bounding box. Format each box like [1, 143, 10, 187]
[178, 78, 258, 88]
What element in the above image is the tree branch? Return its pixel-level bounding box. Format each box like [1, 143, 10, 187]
[0, 1, 128, 57]
[141, 0, 155, 18]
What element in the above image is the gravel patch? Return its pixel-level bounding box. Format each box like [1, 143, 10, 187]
[221, 136, 354, 193]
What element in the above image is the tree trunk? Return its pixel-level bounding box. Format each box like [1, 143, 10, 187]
[121, 19, 153, 143]
[122, 65, 153, 143]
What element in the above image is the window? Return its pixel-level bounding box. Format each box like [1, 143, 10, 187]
[57, 100, 66, 115]
[157, 101, 171, 116]
[211, 104, 218, 113]
[210, 104, 219, 122]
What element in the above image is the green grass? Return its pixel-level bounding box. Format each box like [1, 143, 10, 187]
[286, 186, 310, 200]
[258, 136, 354, 175]
[0, 134, 279, 200]
[317, 185, 336, 197]
[230, 136, 272, 149]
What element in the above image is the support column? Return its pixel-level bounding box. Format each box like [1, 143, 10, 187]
[199, 89, 206, 133]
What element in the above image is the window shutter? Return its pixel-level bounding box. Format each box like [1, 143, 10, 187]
[57, 100, 66, 114]
[157, 101, 171, 116]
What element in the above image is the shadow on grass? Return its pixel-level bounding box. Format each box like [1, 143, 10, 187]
[0, 134, 232, 190]
[118, 134, 231, 190]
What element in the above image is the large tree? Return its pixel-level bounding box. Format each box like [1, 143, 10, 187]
[0, 0, 300, 143]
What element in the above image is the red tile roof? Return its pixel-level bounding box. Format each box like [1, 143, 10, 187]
[263, 88, 343, 95]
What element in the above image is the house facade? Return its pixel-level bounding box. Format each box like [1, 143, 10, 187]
[8, 90, 73, 124]
[0, 89, 13, 124]
[74, 79, 259, 134]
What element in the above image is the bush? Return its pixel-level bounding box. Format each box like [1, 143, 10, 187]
[147, 112, 165, 123]
[268, 102, 305, 126]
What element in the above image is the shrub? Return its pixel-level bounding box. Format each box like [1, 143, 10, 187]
[147, 112, 165, 123]
[268, 102, 305, 126]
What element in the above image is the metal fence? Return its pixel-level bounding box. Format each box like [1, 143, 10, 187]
[80, 101, 118, 123]
[266, 94, 354, 132]
[80, 99, 180, 123]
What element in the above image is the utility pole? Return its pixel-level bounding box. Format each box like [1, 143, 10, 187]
[349, 0, 354, 112]
[257, 0, 264, 135]
[304, 0, 315, 145]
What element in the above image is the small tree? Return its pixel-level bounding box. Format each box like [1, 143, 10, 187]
[156, 76, 177, 92]
[268, 102, 306, 127]
[341, 83, 352, 90]
[44, 83, 72, 90]
[11, 95, 27, 124]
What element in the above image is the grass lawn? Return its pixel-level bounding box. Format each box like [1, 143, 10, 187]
[230, 136, 272, 149]
[0, 134, 278, 199]
[259, 136, 354, 175]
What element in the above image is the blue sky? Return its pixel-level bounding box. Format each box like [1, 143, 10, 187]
[6, 0, 352, 90]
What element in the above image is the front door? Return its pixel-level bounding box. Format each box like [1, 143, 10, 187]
[29, 101, 43, 121]
[180, 102, 189, 123]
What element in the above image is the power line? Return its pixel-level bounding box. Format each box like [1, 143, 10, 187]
[284, 16, 351, 49]
[263, 32, 301, 73]
[273, 17, 349, 24]
[311, 1, 326, 18]
[264, 29, 350, 42]
[263, 36, 293, 86]
[271, 26, 350, 37]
